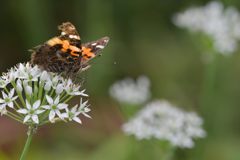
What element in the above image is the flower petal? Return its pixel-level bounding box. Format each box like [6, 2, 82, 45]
[40, 71, 50, 82]
[71, 105, 78, 113]
[16, 79, 23, 92]
[61, 113, 68, 119]
[41, 105, 50, 110]
[73, 117, 82, 124]
[0, 107, 7, 115]
[79, 100, 88, 110]
[8, 102, 14, 108]
[79, 90, 88, 97]
[82, 112, 92, 119]
[56, 110, 64, 119]
[0, 98, 4, 103]
[9, 89, 15, 98]
[25, 85, 32, 96]
[32, 115, 39, 124]
[17, 109, 28, 114]
[2, 91, 7, 99]
[23, 115, 31, 123]
[44, 82, 52, 91]
[36, 109, 45, 114]
[57, 103, 68, 110]
[33, 100, 41, 110]
[12, 96, 18, 101]
[54, 96, 60, 105]
[46, 95, 53, 105]
[49, 110, 56, 121]
[56, 84, 64, 95]
[26, 101, 31, 109]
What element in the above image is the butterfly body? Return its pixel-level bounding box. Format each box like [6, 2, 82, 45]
[30, 22, 109, 75]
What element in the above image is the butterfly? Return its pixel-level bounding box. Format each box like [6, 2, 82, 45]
[30, 22, 109, 77]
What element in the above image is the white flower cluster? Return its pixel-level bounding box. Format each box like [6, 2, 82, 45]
[173, 1, 240, 55]
[0, 63, 91, 125]
[109, 76, 151, 105]
[122, 100, 206, 148]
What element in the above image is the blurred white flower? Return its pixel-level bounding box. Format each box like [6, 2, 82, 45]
[109, 76, 151, 105]
[122, 100, 206, 148]
[173, 1, 240, 55]
[17, 100, 45, 124]
[0, 63, 90, 126]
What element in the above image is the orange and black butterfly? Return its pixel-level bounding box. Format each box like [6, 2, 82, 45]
[30, 22, 109, 76]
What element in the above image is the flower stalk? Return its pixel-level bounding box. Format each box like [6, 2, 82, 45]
[19, 126, 35, 160]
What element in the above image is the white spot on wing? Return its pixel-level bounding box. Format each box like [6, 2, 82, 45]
[61, 32, 66, 35]
[69, 35, 80, 40]
[96, 45, 105, 49]
[91, 43, 97, 46]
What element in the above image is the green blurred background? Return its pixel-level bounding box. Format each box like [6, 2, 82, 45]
[0, 0, 240, 160]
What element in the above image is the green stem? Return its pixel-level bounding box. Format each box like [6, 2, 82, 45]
[6, 112, 22, 122]
[163, 146, 175, 160]
[33, 81, 38, 102]
[19, 126, 35, 160]
[38, 82, 44, 101]
[63, 95, 73, 103]
[200, 53, 218, 133]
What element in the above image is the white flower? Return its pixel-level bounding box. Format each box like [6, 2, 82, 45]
[55, 84, 64, 95]
[25, 85, 33, 96]
[109, 76, 151, 105]
[44, 81, 52, 91]
[62, 99, 91, 123]
[48, 75, 62, 89]
[0, 104, 7, 115]
[17, 100, 45, 124]
[0, 89, 18, 108]
[0, 63, 90, 126]
[64, 79, 88, 96]
[2, 68, 17, 82]
[42, 95, 68, 122]
[40, 71, 51, 82]
[62, 105, 82, 123]
[17, 63, 41, 81]
[78, 98, 91, 118]
[16, 79, 23, 92]
[0, 78, 9, 88]
[173, 1, 240, 55]
[122, 100, 206, 148]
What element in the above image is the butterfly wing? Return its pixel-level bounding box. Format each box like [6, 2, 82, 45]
[31, 22, 82, 73]
[81, 36, 110, 64]
[30, 22, 110, 75]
